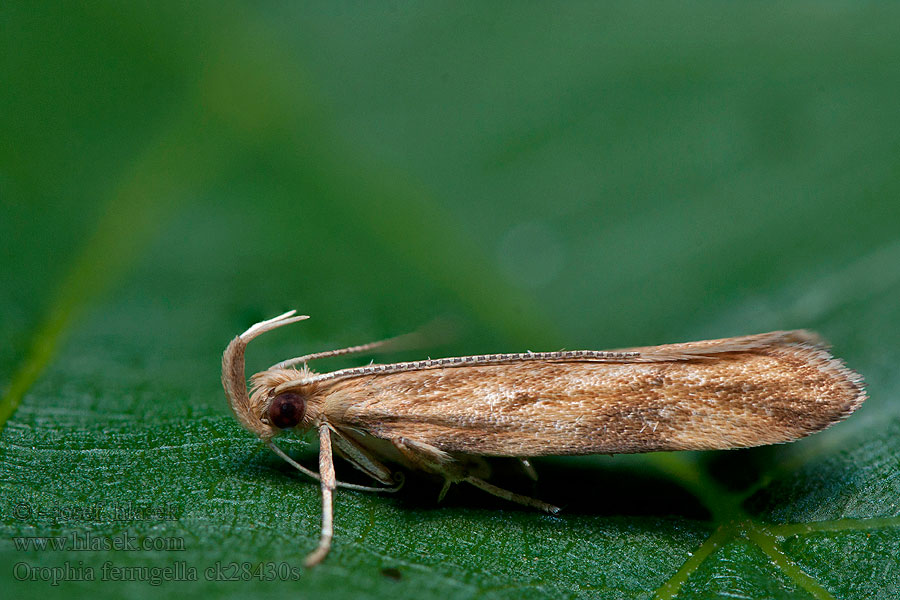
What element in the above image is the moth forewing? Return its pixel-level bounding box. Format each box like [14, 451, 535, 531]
[222, 313, 867, 567]
[323, 336, 866, 457]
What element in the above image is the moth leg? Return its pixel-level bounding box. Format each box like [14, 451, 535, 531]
[438, 455, 492, 501]
[465, 476, 560, 514]
[392, 437, 455, 470]
[392, 438, 558, 513]
[437, 479, 452, 502]
[329, 426, 397, 487]
[392, 437, 465, 500]
[519, 458, 539, 481]
[265, 438, 400, 493]
[304, 424, 336, 568]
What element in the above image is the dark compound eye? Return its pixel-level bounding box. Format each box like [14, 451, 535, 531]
[267, 392, 306, 429]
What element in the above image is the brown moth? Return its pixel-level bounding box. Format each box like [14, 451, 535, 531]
[222, 311, 866, 566]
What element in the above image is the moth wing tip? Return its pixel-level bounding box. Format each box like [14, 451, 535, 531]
[782, 329, 829, 349]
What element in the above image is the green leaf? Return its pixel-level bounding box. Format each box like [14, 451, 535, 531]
[2, 3, 899, 599]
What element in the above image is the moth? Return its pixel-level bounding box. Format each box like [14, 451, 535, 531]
[222, 311, 866, 566]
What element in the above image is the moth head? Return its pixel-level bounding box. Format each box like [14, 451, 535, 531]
[221, 311, 310, 440]
[250, 369, 321, 434]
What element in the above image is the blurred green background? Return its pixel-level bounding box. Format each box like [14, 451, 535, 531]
[2, 3, 899, 599]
